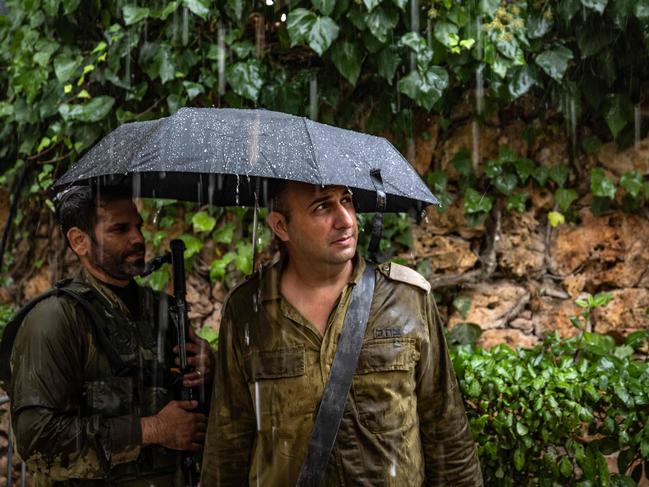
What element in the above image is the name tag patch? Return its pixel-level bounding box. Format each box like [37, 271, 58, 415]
[373, 327, 402, 339]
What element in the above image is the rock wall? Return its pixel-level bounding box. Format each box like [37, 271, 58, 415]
[406, 103, 649, 348]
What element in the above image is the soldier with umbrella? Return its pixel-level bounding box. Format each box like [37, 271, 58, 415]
[3, 108, 481, 486]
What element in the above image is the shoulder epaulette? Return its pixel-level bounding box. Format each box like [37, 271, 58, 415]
[379, 262, 431, 293]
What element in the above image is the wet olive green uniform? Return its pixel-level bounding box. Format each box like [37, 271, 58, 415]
[201, 256, 482, 486]
[8, 271, 182, 486]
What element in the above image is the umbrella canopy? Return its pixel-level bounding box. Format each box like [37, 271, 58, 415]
[54, 108, 437, 212]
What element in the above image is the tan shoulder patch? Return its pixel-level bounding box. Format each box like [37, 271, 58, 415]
[386, 263, 431, 293]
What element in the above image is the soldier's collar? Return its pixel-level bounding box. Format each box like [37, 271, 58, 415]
[259, 253, 364, 302]
[79, 268, 133, 316]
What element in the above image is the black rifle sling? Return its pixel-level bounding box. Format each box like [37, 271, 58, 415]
[296, 263, 376, 487]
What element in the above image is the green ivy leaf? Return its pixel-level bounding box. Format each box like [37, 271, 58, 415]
[399, 66, 449, 111]
[183, 81, 205, 100]
[619, 170, 642, 198]
[591, 168, 616, 199]
[331, 40, 363, 85]
[148, 265, 170, 292]
[555, 188, 579, 211]
[535, 46, 573, 82]
[365, 7, 398, 44]
[376, 47, 400, 84]
[53, 53, 82, 83]
[604, 95, 633, 138]
[308, 16, 340, 55]
[558, 0, 581, 23]
[560, 458, 573, 478]
[179, 234, 203, 258]
[528, 11, 553, 39]
[516, 422, 529, 436]
[508, 65, 537, 99]
[464, 188, 493, 214]
[191, 211, 216, 233]
[434, 21, 459, 49]
[154, 1, 179, 20]
[513, 447, 526, 471]
[513, 158, 535, 182]
[636, 0, 649, 19]
[494, 173, 517, 195]
[548, 164, 570, 187]
[197, 326, 218, 349]
[506, 193, 528, 212]
[226, 60, 264, 101]
[453, 295, 472, 319]
[363, 0, 382, 11]
[312, 0, 335, 16]
[234, 241, 253, 275]
[581, 0, 608, 14]
[452, 148, 473, 177]
[287, 8, 317, 46]
[225, 0, 244, 21]
[122, 5, 150, 25]
[58, 96, 115, 122]
[213, 222, 236, 244]
[449, 323, 482, 346]
[210, 252, 236, 280]
[183, 0, 210, 19]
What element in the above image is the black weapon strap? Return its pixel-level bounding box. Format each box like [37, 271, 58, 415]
[0, 279, 130, 385]
[296, 262, 376, 487]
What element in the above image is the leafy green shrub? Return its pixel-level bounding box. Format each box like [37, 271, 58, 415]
[451, 328, 649, 486]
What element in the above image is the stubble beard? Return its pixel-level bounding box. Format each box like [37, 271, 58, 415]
[90, 243, 145, 281]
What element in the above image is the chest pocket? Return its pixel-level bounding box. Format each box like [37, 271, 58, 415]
[83, 313, 172, 418]
[352, 338, 418, 433]
[244, 346, 312, 427]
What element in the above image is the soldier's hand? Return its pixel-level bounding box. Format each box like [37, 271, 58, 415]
[142, 400, 207, 452]
[174, 326, 215, 388]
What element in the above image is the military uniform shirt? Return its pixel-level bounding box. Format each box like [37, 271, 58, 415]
[201, 256, 482, 486]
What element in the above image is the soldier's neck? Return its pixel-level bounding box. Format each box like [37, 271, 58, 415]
[82, 260, 130, 287]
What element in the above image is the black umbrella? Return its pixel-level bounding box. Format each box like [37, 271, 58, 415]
[54, 107, 437, 213]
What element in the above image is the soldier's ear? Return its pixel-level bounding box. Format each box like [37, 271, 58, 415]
[267, 211, 289, 242]
[67, 227, 91, 257]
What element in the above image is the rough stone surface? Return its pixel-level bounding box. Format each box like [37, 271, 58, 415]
[448, 281, 530, 330]
[433, 123, 500, 176]
[592, 288, 649, 338]
[532, 297, 582, 338]
[422, 199, 486, 240]
[186, 274, 213, 321]
[477, 329, 540, 349]
[527, 186, 555, 211]
[414, 119, 439, 175]
[498, 120, 530, 158]
[202, 301, 223, 333]
[23, 267, 52, 301]
[496, 211, 545, 278]
[550, 209, 649, 290]
[409, 230, 478, 276]
[598, 137, 649, 176]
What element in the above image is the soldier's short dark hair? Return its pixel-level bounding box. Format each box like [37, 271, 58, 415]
[267, 180, 291, 222]
[55, 185, 132, 240]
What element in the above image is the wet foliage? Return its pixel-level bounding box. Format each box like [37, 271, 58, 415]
[451, 327, 649, 486]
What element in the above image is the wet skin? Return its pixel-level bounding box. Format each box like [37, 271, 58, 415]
[267, 183, 359, 334]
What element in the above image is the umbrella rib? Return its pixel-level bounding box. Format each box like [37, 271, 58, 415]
[302, 118, 323, 184]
